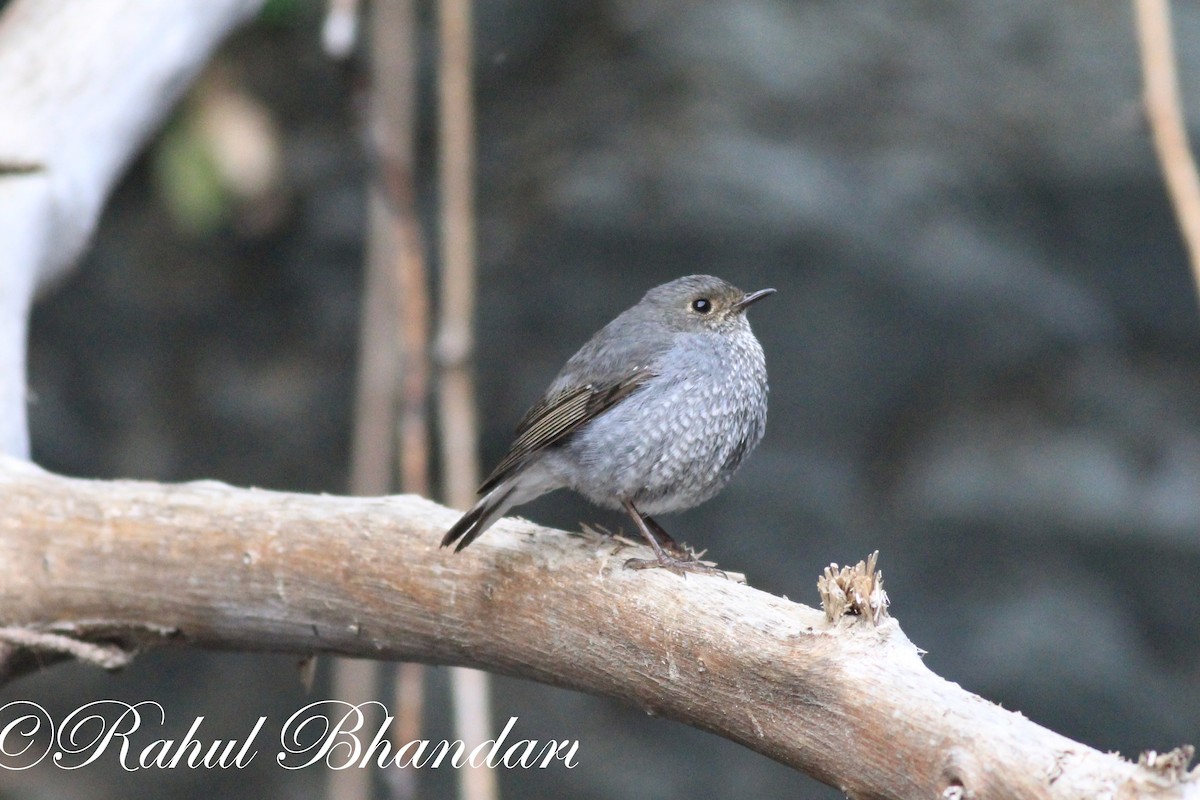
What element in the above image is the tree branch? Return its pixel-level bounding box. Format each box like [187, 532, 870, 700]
[0, 0, 265, 458]
[0, 457, 1194, 798]
[1133, 0, 1200, 303]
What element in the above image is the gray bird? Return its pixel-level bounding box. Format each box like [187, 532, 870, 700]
[441, 275, 773, 575]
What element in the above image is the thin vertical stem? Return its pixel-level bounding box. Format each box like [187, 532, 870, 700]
[1134, 0, 1200, 305]
[332, 2, 412, 797]
[366, 3, 430, 800]
[435, 1, 495, 800]
[328, 659, 378, 800]
[436, 0, 480, 508]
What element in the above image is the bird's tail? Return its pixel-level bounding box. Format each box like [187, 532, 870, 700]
[441, 483, 517, 552]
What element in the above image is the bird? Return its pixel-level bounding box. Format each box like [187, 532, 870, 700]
[441, 274, 773, 575]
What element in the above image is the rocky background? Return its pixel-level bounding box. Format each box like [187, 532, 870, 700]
[6, 1, 1200, 798]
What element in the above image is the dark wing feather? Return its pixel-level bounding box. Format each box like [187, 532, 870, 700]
[477, 367, 653, 494]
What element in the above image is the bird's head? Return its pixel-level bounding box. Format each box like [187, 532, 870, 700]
[642, 274, 775, 334]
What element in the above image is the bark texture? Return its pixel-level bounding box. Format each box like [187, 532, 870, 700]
[0, 457, 1195, 799]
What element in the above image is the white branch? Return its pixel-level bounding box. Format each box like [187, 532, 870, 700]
[0, 0, 265, 457]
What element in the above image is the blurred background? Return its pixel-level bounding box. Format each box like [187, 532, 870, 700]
[4, 0, 1200, 797]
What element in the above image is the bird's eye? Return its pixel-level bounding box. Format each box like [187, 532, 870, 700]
[691, 298, 712, 314]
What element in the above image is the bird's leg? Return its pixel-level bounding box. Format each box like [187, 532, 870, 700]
[621, 500, 726, 578]
[642, 515, 708, 559]
[641, 514, 683, 553]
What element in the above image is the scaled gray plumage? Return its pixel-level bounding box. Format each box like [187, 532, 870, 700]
[442, 274, 772, 574]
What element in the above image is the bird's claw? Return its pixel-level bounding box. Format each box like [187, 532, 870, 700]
[623, 555, 728, 579]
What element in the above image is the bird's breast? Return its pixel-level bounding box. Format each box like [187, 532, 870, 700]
[561, 329, 768, 512]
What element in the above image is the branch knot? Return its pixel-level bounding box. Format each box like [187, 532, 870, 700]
[817, 551, 889, 624]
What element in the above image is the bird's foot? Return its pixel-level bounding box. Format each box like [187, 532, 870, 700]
[607, 528, 696, 559]
[623, 552, 728, 579]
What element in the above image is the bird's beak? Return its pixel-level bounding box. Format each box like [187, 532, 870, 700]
[734, 287, 776, 312]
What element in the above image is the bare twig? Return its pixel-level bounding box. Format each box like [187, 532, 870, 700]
[334, 2, 426, 797]
[1, 459, 1195, 799]
[366, 3, 431, 798]
[1133, 0, 1200, 303]
[434, 1, 495, 799]
[435, 0, 481, 510]
[328, 657, 378, 800]
[335, 83, 397, 800]
[0, 627, 133, 670]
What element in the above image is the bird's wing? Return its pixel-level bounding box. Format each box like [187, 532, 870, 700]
[477, 366, 654, 494]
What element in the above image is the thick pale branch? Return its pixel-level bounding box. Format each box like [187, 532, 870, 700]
[0, 457, 1194, 799]
[0, 0, 264, 457]
[0, 0, 265, 286]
